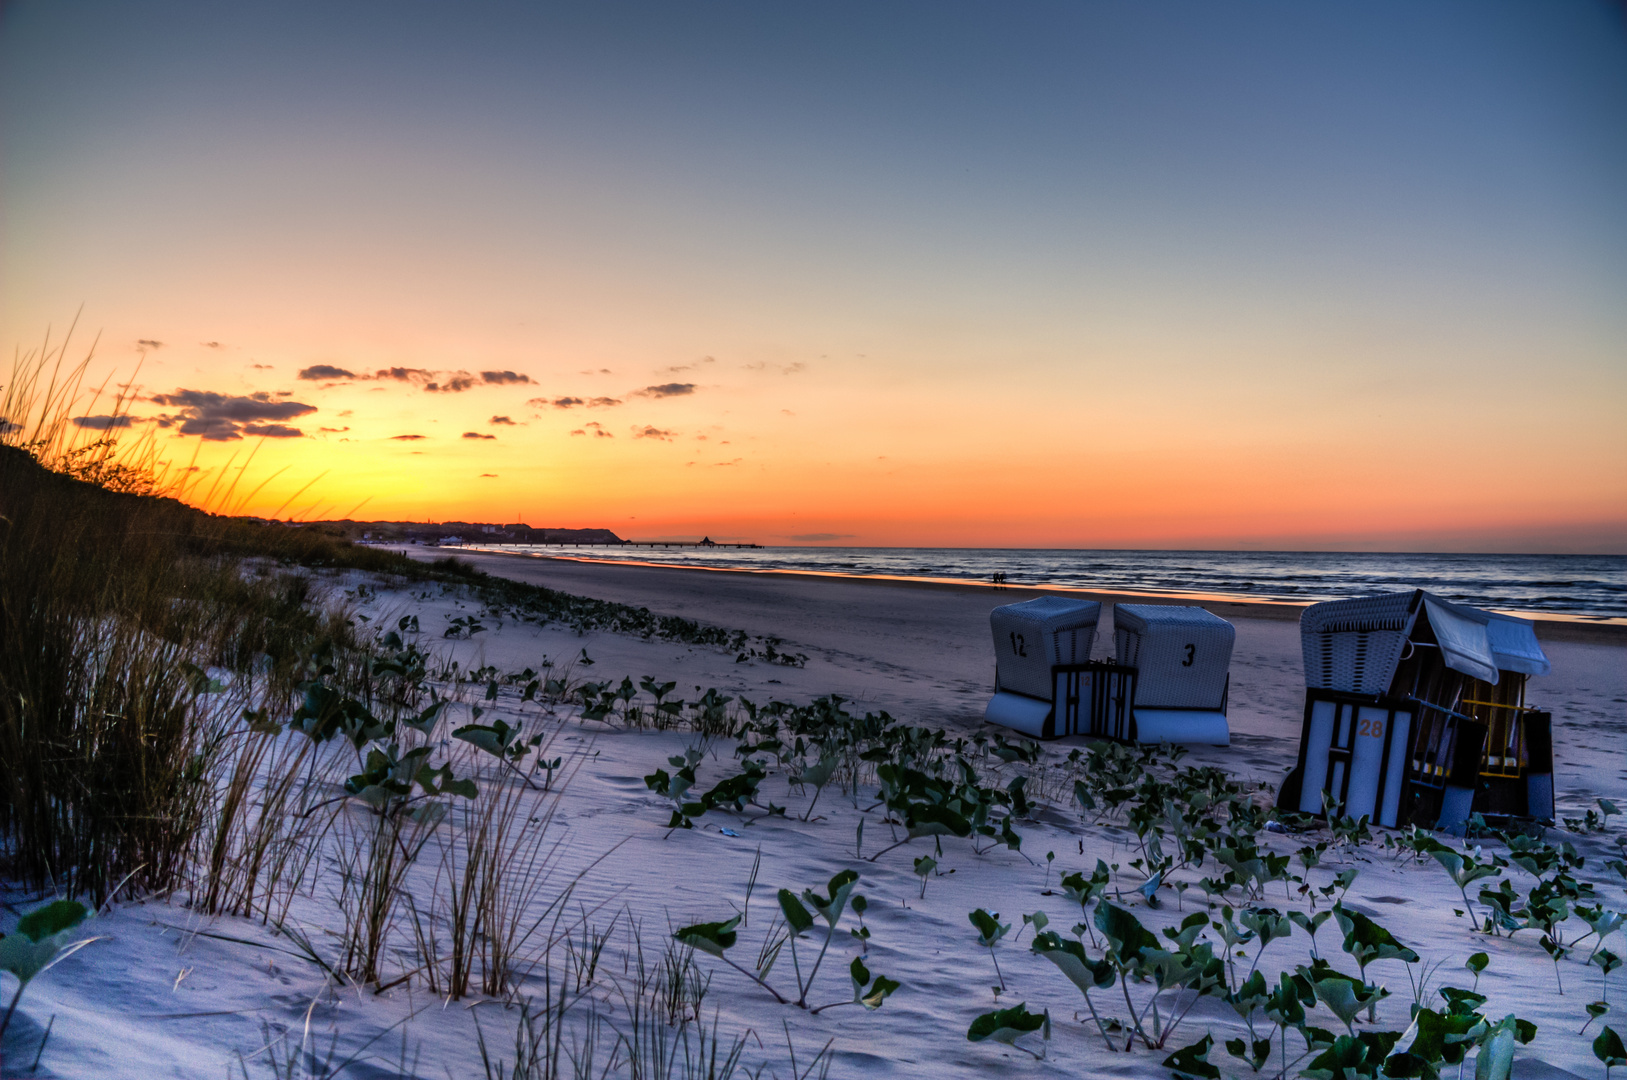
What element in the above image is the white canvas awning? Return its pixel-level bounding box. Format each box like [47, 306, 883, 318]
[1483, 611, 1552, 676]
[1423, 598, 1501, 684]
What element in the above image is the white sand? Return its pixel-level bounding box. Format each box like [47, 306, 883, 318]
[4, 554, 1624, 1079]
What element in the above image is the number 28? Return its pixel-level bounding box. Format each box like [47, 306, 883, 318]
[1356, 718, 1384, 739]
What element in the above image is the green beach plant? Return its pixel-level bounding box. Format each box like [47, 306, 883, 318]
[0, 899, 100, 1043]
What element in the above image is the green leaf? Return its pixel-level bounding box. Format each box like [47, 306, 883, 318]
[673, 916, 741, 958]
[1333, 902, 1419, 966]
[0, 900, 95, 986]
[969, 908, 1009, 947]
[1095, 901, 1158, 965]
[802, 869, 859, 927]
[1596, 1026, 1627, 1068]
[17, 900, 88, 942]
[1302, 1032, 1401, 1080]
[967, 1002, 1046, 1044]
[1162, 1034, 1220, 1080]
[778, 890, 815, 936]
[1465, 951, 1489, 975]
[860, 974, 900, 1009]
[1031, 931, 1114, 993]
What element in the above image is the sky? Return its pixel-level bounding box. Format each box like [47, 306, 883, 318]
[2, 1, 1625, 550]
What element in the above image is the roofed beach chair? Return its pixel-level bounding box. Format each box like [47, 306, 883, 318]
[1112, 604, 1234, 746]
[983, 597, 1112, 738]
[1279, 590, 1553, 833]
[983, 598, 1235, 745]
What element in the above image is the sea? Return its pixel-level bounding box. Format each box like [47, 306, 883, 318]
[462, 546, 1627, 621]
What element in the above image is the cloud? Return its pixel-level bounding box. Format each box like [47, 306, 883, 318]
[661, 356, 716, 375]
[480, 370, 532, 385]
[390, 434, 428, 441]
[375, 367, 432, 382]
[789, 533, 855, 542]
[588, 396, 621, 408]
[71, 414, 135, 430]
[298, 364, 357, 381]
[251, 364, 274, 370]
[149, 389, 316, 441]
[634, 425, 675, 440]
[548, 397, 585, 409]
[479, 473, 498, 477]
[580, 368, 613, 375]
[318, 426, 351, 433]
[201, 341, 221, 348]
[783, 362, 806, 375]
[636, 383, 695, 398]
[137, 339, 164, 348]
[462, 431, 496, 440]
[490, 415, 515, 425]
[426, 375, 477, 393]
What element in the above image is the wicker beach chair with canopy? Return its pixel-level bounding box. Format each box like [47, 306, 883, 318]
[983, 596, 1105, 738]
[983, 598, 1234, 745]
[1278, 589, 1554, 832]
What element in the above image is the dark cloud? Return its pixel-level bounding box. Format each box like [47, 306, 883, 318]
[572, 421, 614, 438]
[788, 533, 855, 542]
[251, 364, 274, 370]
[480, 370, 532, 385]
[551, 397, 585, 408]
[149, 389, 316, 441]
[462, 431, 496, 440]
[241, 423, 303, 438]
[390, 434, 428, 441]
[318, 426, 351, 433]
[376, 367, 432, 382]
[490, 415, 516, 425]
[137, 339, 163, 348]
[636, 383, 695, 398]
[201, 341, 221, 348]
[426, 375, 477, 393]
[298, 364, 356, 380]
[634, 426, 675, 440]
[588, 396, 622, 408]
[72, 414, 135, 430]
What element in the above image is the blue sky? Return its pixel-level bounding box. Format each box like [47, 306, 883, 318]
[2, 2, 1624, 547]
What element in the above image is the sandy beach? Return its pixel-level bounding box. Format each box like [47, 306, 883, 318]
[403, 547, 1627, 812]
[7, 553, 1627, 1079]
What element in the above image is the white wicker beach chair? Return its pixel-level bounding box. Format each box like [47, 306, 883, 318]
[1298, 592, 1419, 696]
[1111, 604, 1234, 746]
[1113, 604, 1234, 710]
[989, 596, 1100, 701]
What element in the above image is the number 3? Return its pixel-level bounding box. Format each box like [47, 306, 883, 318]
[1182, 644, 1195, 667]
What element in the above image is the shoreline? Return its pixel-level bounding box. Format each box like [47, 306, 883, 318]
[421, 545, 1627, 643]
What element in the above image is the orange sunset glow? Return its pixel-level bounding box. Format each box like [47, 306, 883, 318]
[3, 3, 1624, 551]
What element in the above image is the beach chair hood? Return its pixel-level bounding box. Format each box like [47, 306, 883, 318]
[1300, 589, 1550, 693]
